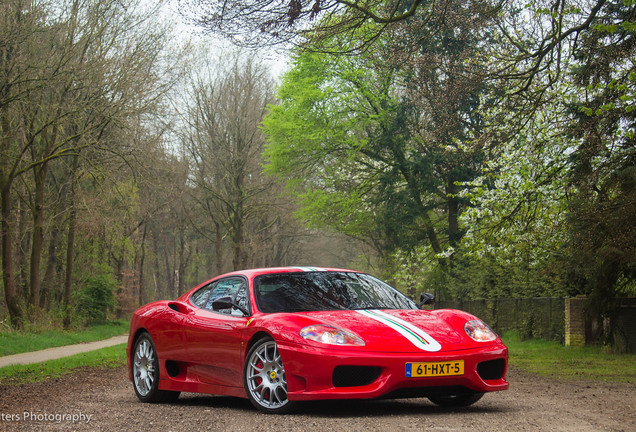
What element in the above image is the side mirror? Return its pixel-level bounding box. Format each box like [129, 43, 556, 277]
[211, 296, 250, 316]
[418, 292, 435, 307]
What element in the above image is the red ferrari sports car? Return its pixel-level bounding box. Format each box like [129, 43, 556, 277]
[127, 267, 508, 413]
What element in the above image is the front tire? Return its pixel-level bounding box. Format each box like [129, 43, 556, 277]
[132, 332, 180, 403]
[244, 336, 295, 414]
[428, 392, 484, 407]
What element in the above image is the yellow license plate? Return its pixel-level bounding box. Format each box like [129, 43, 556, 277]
[406, 360, 464, 377]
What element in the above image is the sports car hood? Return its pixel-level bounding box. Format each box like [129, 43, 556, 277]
[296, 309, 488, 353]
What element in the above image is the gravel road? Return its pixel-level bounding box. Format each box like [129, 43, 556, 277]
[0, 366, 633, 431]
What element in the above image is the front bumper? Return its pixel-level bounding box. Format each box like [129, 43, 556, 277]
[278, 342, 509, 401]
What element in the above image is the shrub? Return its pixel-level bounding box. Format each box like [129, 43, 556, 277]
[75, 274, 117, 324]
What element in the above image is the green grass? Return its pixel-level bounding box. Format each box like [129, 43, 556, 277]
[0, 344, 127, 385]
[0, 320, 129, 357]
[503, 332, 636, 383]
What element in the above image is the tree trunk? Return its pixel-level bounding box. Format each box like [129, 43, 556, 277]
[215, 221, 223, 275]
[177, 232, 189, 295]
[41, 224, 60, 310]
[62, 199, 76, 329]
[29, 162, 49, 309]
[162, 237, 175, 298]
[1, 182, 22, 327]
[138, 224, 146, 306]
[232, 212, 244, 271]
[390, 146, 447, 271]
[151, 231, 162, 299]
[231, 167, 249, 270]
[62, 156, 79, 329]
[15, 196, 27, 301]
[447, 176, 460, 273]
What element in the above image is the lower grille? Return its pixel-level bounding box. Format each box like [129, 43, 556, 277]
[477, 358, 505, 380]
[332, 366, 382, 387]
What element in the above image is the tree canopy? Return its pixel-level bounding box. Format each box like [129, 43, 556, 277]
[179, 0, 429, 49]
[261, 0, 636, 346]
[0, 0, 634, 351]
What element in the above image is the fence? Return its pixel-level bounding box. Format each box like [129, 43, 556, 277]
[616, 299, 636, 353]
[436, 297, 566, 342]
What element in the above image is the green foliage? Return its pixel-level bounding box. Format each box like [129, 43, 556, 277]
[563, 0, 636, 344]
[264, 6, 492, 265]
[2, 0, 634, 353]
[0, 344, 126, 385]
[74, 269, 118, 324]
[263, 50, 401, 245]
[0, 320, 128, 357]
[461, 88, 574, 260]
[389, 244, 570, 301]
[447, 91, 577, 300]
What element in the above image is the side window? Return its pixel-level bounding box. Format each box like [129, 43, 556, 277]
[204, 278, 249, 316]
[234, 284, 249, 316]
[190, 284, 214, 309]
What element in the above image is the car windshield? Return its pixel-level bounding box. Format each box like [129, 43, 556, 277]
[253, 272, 418, 313]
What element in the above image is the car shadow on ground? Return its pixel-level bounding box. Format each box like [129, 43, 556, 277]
[172, 394, 511, 418]
[289, 399, 510, 418]
[172, 394, 254, 410]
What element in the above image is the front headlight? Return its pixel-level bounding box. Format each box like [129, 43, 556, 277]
[299, 325, 365, 346]
[464, 319, 497, 342]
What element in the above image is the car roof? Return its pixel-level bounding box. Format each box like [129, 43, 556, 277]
[176, 267, 364, 302]
[218, 266, 359, 279]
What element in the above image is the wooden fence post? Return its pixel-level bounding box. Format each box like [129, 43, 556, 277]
[565, 297, 587, 347]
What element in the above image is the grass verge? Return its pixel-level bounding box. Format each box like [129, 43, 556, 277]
[0, 344, 127, 385]
[0, 320, 129, 357]
[503, 332, 636, 383]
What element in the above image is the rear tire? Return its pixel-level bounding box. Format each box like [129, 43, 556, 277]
[428, 392, 484, 407]
[132, 332, 180, 403]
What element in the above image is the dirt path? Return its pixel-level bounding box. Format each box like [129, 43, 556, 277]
[0, 366, 633, 431]
[0, 335, 129, 368]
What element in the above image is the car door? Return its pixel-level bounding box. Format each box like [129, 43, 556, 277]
[151, 304, 190, 362]
[184, 277, 250, 387]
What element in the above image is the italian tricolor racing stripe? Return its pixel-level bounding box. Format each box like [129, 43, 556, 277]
[295, 267, 327, 272]
[356, 309, 442, 352]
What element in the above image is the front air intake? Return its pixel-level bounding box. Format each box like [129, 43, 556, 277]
[476, 359, 505, 380]
[332, 366, 382, 387]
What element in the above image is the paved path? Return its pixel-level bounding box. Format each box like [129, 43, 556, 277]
[0, 335, 128, 368]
